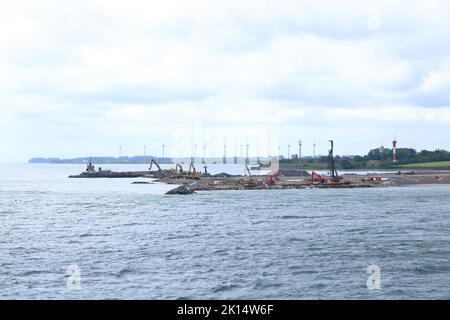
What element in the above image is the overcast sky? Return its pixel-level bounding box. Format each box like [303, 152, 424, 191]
[1, 0, 450, 162]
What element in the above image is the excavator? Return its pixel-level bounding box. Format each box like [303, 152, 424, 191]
[149, 159, 161, 171]
[245, 163, 253, 180]
[265, 167, 279, 186]
[265, 174, 277, 186]
[175, 164, 183, 173]
[169, 162, 201, 179]
[188, 162, 197, 175]
[187, 162, 201, 179]
[312, 171, 326, 183]
[241, 164, 258, 188]
[244, 164, 278, 187]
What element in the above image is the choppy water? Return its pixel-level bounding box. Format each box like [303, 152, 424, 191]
[0, 164, 449, 300]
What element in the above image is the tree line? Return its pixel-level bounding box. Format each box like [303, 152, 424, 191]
[281, 148, 450, 169]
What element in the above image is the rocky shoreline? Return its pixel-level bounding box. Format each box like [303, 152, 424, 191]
[155, 172, 450, 194]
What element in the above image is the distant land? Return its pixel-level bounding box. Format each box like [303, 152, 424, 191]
[28, 156, 269, 165]
[29, 156, 173, 164]
[29, 147, 450, 170]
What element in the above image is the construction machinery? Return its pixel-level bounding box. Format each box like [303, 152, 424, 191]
[175, 164, 183, 173]
[188, 162, 197, 175]
[86, 159, 96, 173]
[310, 141, 348, 185]
[149, 159, 161, 171]
[329, 140, 339, 179]
[187, 162, 201, 179]
[265, 172, 278, 186]
[242, 163, 258, 188]
[312, 171, 325, 183]
[245, 163, 253, 180]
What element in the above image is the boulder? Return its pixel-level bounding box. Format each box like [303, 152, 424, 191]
[212, 172, 232, 178]
[166, 185, 195, 195]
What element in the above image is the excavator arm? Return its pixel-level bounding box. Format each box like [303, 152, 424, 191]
[188, 162, 197, 175]
[312, 171, 324, 183]
[245, 164, 253, 180]
[149, 159, 161, 171]
[175, 164, 183, 173]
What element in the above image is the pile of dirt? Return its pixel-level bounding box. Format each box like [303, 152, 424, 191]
[278, 169, 310, 177]
[212, 172, 232, 178]
[147, 170, 176, 178]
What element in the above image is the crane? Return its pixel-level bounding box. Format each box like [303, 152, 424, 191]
[328, 140, 339, 179]
[310, 141, 338, 184]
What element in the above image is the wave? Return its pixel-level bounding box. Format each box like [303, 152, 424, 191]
[79, 232, 111, 238]
[212, 284, 239, 293]
[115, 267, 135, 278]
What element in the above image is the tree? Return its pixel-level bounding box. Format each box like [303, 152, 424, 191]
[340, 159, 353, 169]
[395, 148, 417, 162]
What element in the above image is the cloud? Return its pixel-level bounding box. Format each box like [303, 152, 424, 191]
[1, 0, 450, 162]
[323, 106, 450, 123]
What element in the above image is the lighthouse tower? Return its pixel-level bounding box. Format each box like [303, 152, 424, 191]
[392, 138, 398, 162]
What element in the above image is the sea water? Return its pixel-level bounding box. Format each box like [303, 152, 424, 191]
[0, 164, 449, 300]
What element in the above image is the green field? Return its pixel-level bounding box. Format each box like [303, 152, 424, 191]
[397, 161, 450, 169]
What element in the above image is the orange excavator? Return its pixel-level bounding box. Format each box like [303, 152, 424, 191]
[312, 171, 325, 183]
[265, 169, 279, 186]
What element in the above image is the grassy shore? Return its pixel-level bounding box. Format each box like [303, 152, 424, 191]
[396, 161, 450, 170]
[265, 161, 450, 171]
[262, 162, 329, 170]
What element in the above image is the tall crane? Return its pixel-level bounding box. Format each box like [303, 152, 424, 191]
[329, 140, 338, 179]
[311, 141, 341, 184]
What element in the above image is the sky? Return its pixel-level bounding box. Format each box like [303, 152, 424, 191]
[1, 0, 450, 162]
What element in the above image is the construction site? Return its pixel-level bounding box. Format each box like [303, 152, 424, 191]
[69, 140, 450, 194]
[152, 141, 450, 194]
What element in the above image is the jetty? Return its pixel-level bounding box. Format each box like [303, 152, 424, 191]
[68, 161, 149, 178]
[68, 156, 450, 194]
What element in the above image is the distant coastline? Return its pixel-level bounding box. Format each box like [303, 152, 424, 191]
[28, 156, 173, 165]
[29, 146, 450, 170]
